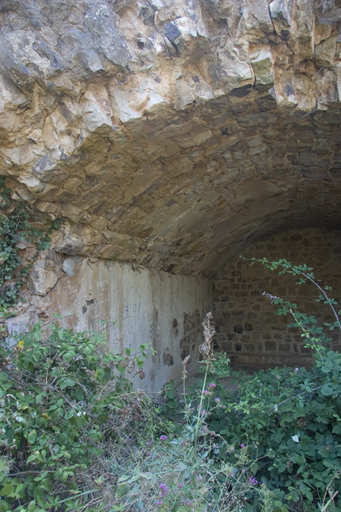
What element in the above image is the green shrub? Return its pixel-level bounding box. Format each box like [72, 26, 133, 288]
[219, 357, 341, 511]
[207, 259, 341, 511]
[0, 320, 151, 512]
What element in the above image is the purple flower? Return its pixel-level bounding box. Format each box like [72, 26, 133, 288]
[147, 441, 152, 446]
[178, 483, 184, 488]
[156, 500, 163, 506]
[249, 476, 258, 485]
[160, 435, 168, 441]
[240, 443, 245, 448]
[215, 397, 220, 403]
[159, 483, 170, 496]
[203, 390, 209, 395]
[201, 409, 207, 416]
[146, 452, 151, 456]
[209, 382, 216, 388]
[294, 368, 299, 372]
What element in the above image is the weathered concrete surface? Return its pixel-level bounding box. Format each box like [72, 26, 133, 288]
[36, 258, 211, 391]
[0, 0, 340, 277]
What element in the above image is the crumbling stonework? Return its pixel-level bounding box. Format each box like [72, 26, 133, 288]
[0, 0, 340, 276]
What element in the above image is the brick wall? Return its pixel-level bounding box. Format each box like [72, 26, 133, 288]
[213, 228, 341, 369]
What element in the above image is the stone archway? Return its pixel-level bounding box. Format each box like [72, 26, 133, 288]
[1, 0, 341, 388]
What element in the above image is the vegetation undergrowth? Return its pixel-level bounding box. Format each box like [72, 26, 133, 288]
[182, 258, 340, 512]
[1, 256, 341, 512]
[0, 319, 154, 512]
[112, 313, 266, 512]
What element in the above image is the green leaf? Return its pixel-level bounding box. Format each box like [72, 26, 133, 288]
[321, 385, 334, 396]
[0, 484, 14, 496]
[27, 501, 37, 512]
[115, 483, 129, 499]
[40, 479, 51, 492]
[76, 387, 84, 401]
[33, 485, 45, 507]
[65, 409, 74, 420]
[27, 429, 37, 444]
[332, 424, 341, 434]
[59, 378, 75, 389]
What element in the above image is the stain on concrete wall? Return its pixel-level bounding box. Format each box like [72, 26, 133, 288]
[44, 258, 212, 391]
[180, 310, 201, 362]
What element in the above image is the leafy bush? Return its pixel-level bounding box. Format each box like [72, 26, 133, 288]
[0, 320, 151, 512]
[204, 259, 341, 511]
[2, 255, 340, 512]
[219, 358, 341, 511]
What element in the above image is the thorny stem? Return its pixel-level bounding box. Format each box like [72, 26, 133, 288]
[321, 491, 339, 511]
[273, 385, 323, 410]
[321, 474, 340, 511]
[181, 354, 190, 407]
[290, 310, 325, 362]
[293, 269, 341, 331]
[248, 257, 341, 331]
[182, 372, 187, 407]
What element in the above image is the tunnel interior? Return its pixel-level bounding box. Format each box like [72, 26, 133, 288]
[38, 97, 341, 375]
[212, 227, 341, 370]
[1, 0, 341, 385]
[4, 86, 341, 378]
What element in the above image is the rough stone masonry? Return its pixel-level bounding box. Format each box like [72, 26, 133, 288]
[0, 0, 341, 388]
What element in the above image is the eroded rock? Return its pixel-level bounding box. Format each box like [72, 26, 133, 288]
[0, 0, 340, 276]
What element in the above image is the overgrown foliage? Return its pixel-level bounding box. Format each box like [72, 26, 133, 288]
[0, 320, 152, 512]
[1, 256, 340, 511]
[0, 178, 59, 307]
[113, 313, 265, 512]
[198, 258, 341, 511]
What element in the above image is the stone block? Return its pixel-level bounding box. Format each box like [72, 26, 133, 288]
[265, 341, 277, 352]
[251, 48, 274, 90]
[83, 102, 113, 133]
[29, 268, 59, 296]
[269, 0, 291, 38]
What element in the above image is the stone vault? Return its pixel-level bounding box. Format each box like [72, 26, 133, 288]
[1, 0, 341, 387]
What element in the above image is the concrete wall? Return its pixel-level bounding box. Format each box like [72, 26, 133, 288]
[40, 257, 213, 391]
[213, 228, 341, 370]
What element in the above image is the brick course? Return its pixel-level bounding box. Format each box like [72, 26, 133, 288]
[213, 228, 341, 369]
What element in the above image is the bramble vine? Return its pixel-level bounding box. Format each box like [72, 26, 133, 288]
[243, 256, 341, 355]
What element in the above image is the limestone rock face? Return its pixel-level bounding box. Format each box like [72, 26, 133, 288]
[0, 0, 341, 275]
